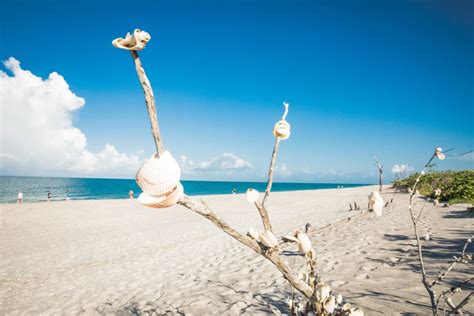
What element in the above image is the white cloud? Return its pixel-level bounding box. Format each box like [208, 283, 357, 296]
[0, 57, 142, 178]
[275, 163, 293, 177]
[391, 163, 414, 175]
[179, 153, 251, 172]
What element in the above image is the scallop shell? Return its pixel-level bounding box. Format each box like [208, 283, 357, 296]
[317, 283, 331, 302]
[136, 151, 181, 197]
[295, 229, 312, 254]
[112, 29, 151, 51]
[272, 120, 291, 140]
[259, 230, 279, 249]
[248, 227, 260, 241]
[336, 293, 343, 304]
[435, 147, 445, 160]
[138, 182, 183, 208]
[246, 188, 260, 203]
[368, 191, 383, 216]
[324, 296, 336, 313]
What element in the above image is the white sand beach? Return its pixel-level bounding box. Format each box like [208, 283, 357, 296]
[1, 186, 472, 315]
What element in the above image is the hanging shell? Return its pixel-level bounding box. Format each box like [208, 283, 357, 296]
[317, 283, 331, 302]
[136, 151, 181, 197]
[138, 182, 183, 208]
[112, 29, 151, 51]
[324, 295, 336, 313]
[336, 293, 343, 304]
[424, 234, 430, 241]
[295, 229, 312, 254]
[298, 271, 309, 283]
[259, 230, 279, 249]
[368, 191, 384, 217]
[273, 120, 291, 140]
[435, 147, 445, 160]
[246, 188, 260, 203]
[248, 227, 260, 241]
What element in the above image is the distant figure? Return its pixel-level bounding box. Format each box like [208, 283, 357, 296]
[129, 190, 134, 199]
[66, 190, 70, 201]
[232, 188, 237, 194]
[17, 192, 23, 204]
[47, 191, 51, 202]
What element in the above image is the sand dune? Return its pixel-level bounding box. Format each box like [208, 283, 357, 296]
[1, 186, 472, 314]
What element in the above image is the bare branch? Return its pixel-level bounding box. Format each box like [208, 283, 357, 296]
[452, 292, 473, 314]
[262, 138, 281, 208]
[177, 195, 314, 298]
[431, 238, 472, 288]
[373, 156, 383, 192]
[255, 201, 273, 232]
[130, 51, 165, 156]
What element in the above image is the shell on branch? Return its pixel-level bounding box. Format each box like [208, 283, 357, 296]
[112, 29, 151, 51]
[138, 182, 183, 208]
[272, 120, 291, 140]
[136, 151, 181, 197]
[295, 229, 312, 254]
[246, 188, 260, 203]
[368, 191, 384, 216]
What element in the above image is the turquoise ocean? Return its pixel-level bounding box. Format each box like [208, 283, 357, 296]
[0, 176, 370, 203]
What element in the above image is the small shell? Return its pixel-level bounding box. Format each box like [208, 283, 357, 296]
[324, 296, 336, 313]
[138, 182, 184, 208]
[272, 120, 291, 140]
[248, 228, 260, 241]
[295, 229, 312, 254]
[336, 293, 343, 304]
[136, 151, 181, 197]
[342, 303, 352, 311]
[298, 271, 309, 283]
[368, 191, 383, 216]
[424, 234, 430, 241]
[435, 147, 445, 160]
[246, 188, 259, 203]
[317, 283, 331, 302]
[112, 29, 151, 51]
[305, 248, 316, 259]
[259, 230, 279, 249]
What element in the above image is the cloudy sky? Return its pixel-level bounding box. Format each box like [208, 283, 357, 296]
[0, 0, 473, 183]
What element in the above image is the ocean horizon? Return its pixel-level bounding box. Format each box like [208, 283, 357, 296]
[0, 176, 371, 203]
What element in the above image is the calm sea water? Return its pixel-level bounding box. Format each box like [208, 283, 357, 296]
[0, 176, 369, 203]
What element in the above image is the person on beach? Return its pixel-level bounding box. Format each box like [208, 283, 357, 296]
[17, 192, 23, 204]
[129, 190, 134, 199]
[47, 191, 51, 202]
[66, 190, 70, 201]
[232, 188, 237, 194]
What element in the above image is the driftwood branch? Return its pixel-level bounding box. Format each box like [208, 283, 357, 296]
[130, 51, 165, 156]
[374, 156, 383, 192]
[177, 195, 314, 298]
[431, 238, 472, 288]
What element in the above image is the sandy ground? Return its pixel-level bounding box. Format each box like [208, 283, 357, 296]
[1, 185, 472, 315]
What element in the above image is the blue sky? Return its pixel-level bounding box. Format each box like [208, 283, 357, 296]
[0, 0, 473, 183]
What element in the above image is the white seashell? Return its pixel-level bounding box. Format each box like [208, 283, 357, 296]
[259, 230, 279, 249]
[282, 235, 298, 243]
[342, 303, 352, 311]
[435, 147, 445, 160]
[246, 188, 260, 203]
[424, 234, 430, 241]
[317, 283, 331, 302]
[336, 293, 343, 304]
[298, 271, 309, 283]
[272, 120, 291, 140]
[324, 296, 336, 313]
[248, 228, 260, 241]
[295, 229, 312, 254]
[138, 182, 183, 208]
[112, 29, 151, 51]
[136, 151, 181, 197]
[368, 191, 383, 216]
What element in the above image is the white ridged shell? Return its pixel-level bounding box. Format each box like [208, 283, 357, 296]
[259, 230, 279, 249]
[368, 191, 383, 216]
[246, 188, 259, 203]
[295, 230, 312, 254]
[324, 296, 336, 313]
[273, 120, 291, 140]
[136, 151, 181, 196]
[138, 182, 183, 208]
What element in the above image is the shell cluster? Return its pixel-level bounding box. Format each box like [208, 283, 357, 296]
[112, 29, 151, 51]
[272, 102, 291, 140]
[136, 151, 183, 208]
[368, 191, 384, 217]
